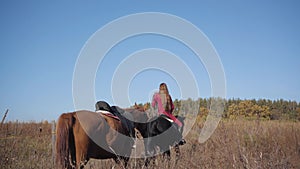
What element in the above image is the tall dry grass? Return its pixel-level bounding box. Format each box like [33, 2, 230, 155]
[180, 120, 300, 169]
[0, 120, 299, 168]
[0, 122, 53, 169]
[86, 120, 300, 169]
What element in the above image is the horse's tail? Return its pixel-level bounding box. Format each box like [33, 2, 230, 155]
[56, 112, 75, 169]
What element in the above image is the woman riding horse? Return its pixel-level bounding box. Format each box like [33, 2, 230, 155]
[151, 83, 186, 145]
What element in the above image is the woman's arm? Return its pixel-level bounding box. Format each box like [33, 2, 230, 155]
[152, 93, 157, 108]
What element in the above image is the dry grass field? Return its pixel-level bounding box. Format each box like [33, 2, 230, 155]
[1, 120, 299, 169]
[0, 121, 54, 169]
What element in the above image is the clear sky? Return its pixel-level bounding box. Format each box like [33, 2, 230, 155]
[0, 1, 299, 121]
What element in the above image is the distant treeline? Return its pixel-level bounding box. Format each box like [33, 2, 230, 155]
[141, 98, 300, 121]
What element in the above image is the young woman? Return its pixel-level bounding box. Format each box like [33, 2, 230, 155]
[151, 83, 183, 128]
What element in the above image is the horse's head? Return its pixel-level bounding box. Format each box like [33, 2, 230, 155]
[133, 103, 149, 112]
[124, 106, 148, 123]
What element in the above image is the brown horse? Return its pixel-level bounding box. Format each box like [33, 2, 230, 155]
[56, 109, 148, 169]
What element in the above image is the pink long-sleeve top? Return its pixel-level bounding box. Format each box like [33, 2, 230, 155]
[152, 92, 182, 127]
[152, 93, 174, 115]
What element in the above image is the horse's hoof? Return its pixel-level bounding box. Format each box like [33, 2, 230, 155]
[178, 139, 186, 145]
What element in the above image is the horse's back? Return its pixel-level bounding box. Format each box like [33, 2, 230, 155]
[75, 110, 106, 130]
[74, 110, 131, 153]
[73, 110, 111, 144]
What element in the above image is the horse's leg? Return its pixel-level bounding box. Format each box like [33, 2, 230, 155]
[145, 156, 156, 167]
[145, 147, 157, 167]
[113, 156, 127, 169]
[159, 144, 171, 163]
[75, 147, 89, 169]
[162, 148, 171, 169]
[174, 144, 180, 165]
[162, 149, 171, 161]
[144, 138, 156, 167]
[122, 157, 130, 168]
[144, 141, 152, 167]
[113, 157, 121, 165]
[113, 156, 130, 168]
[73, 120, 89, 169]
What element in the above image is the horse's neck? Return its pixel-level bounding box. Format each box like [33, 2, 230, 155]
[134, 122, 149, 138]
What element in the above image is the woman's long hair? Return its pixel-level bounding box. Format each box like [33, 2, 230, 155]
[159, 83, 172, 113]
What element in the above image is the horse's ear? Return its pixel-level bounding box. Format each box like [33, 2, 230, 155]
[143, 104, 149, 111]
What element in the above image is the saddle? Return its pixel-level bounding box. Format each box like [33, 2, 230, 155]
[160, 114, 174, 123]
[96, 110, 120, 121]
[159, 114, 182, 131]
[95, 101, 135, 137]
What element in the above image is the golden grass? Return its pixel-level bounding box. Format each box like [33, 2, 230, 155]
[0, 122, 53, 168]
[1, 120, 299, 168]
[181, 120, 300, 169]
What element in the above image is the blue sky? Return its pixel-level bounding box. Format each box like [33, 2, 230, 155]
[0, 1, 299, 121]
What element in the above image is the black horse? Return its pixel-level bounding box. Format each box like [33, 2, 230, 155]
[135, 113, 186, 166]
[95, 102, 185, 166]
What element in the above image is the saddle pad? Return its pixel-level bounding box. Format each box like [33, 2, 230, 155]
[96, 110, 120, 121]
